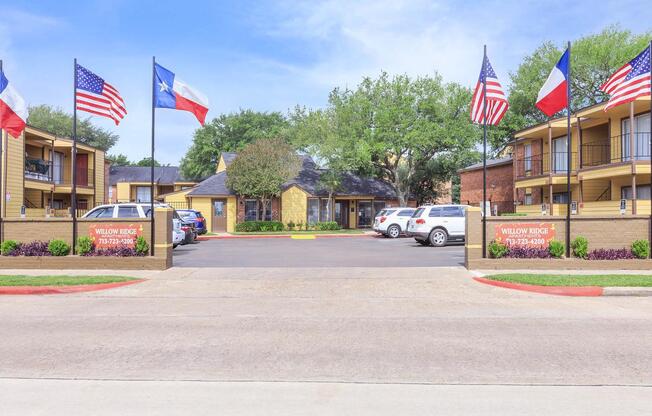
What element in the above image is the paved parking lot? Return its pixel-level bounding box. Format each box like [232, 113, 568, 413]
[173, 236, 465, 267]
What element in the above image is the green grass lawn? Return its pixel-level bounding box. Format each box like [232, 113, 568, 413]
[0, 275, 138, 287]
[485, 274, 652, 287]
[230, 229, 366, 235]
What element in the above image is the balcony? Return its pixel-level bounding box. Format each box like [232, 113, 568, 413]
[24, 158, 53, 182]
[581, 133, 651, 168]
[57, 168, 95, 187]
[515, 152, 578, 179]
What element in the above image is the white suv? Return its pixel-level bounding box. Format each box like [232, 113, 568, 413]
[372, 207, 416, 238]
[406, 205, 469, 247]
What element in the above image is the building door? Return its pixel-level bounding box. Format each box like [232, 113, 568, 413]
[76, 153, 89, 186]
[552, 136, 568, 173]
[51, 151, 64, 184]
[334, 200, 349, 228]
[357, 200, 372, 228]
[212, 199, 227, 232]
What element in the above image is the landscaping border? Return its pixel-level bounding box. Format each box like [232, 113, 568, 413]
[0, 279, 145, 295]
[473, 277, 652, 297]
[0, 256, 169, 270]
[468, 258, 652, 270]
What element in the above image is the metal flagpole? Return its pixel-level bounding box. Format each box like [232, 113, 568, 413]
[482, 45, 488, 258]
[565, 41, 572, 258]
[150, 56, 156, 256]
[71, 59, 79, 254]
[648, 40, 652, 258]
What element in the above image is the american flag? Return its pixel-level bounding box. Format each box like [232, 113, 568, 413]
[600, 46, 651, 110]
[75, 64, 126, 124]
[470, 55, 509, 125]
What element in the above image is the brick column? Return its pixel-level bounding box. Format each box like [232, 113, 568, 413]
[154, 207, 173, 268]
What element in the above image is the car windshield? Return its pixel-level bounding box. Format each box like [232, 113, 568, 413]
[411, 208, 425, 218]
[382, 209, 397, 216]
[180, 211, 198, 219]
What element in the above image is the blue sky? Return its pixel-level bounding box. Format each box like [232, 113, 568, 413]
[1, 0, 649, 164]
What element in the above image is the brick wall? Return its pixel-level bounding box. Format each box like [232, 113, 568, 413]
[460, 161, 514, 214]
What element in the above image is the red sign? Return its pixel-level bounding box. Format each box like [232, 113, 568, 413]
[89, 224, 143, 249]
[494, 223, 555, 248]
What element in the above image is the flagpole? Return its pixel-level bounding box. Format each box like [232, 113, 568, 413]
[150, 56, 156, 256]
[72, 58, 78, 254]
[482, 44, 488, 258]
[565, 41, 571, 258]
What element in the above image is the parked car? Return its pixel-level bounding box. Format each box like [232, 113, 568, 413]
[172, 218, 185, 248]
[173, 210, 197, 244]
[176, 209, 207, 234]
[372, 207, 416, 238]
[406, 204, 469, 247]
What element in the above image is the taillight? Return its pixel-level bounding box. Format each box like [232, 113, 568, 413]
[416, 219, 425, 224]
[379, 216, 387, 223]
[181, 226, 190, 231]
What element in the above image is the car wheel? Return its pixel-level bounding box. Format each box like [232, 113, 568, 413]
[387, 224, 401, 238]
[429, 228, 448, 247]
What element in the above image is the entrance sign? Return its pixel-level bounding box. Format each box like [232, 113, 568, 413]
[495, 222, 556, 248]
[89, 223, 143, 249]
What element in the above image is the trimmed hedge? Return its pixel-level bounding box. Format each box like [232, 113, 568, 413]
[235, 221, 284, 232]
[314, 221, 341, 231]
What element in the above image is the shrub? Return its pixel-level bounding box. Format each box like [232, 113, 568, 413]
[548, 240, 565, 258]
[235, 221, 284, 232]
[48, 239, 71, 256]
[76, 237, 94, 256]
[287, 221, 295, 231]
[18, 241, 51, 256]
[314, 221, 341, 231]
[488, 241, 509, 258]
[631, 240, 650, 259]
[571, 236, 589, 259]
[135, 236, 149, 255]
[587, 248, 635, 260]
[1, 240, 19, 256]
[87, 246, 139, 257]
[505, 246, 551, 259]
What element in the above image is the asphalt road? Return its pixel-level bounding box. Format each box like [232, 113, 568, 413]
[173, 235, 465, 267]
[1, 264, 651, 414]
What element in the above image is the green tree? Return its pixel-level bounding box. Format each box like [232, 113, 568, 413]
[315, 72, 478, 206]
[180, 110, 289, 180]
[106, 154, 132, 166]
[135, 157, 163, 167]
[491, 25, 651, 150]
[226, 138, 302, 220]
[27, 105, 119, 151]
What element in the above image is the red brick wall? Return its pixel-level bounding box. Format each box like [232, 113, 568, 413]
[460, 162, 514, 214]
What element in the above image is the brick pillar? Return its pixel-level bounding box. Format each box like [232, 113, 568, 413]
[465, 207, 483, 268]
[154, 207, 173, 268]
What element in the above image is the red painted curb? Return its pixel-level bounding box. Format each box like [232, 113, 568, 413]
[0, 279, 145, 295]
[473, 277, 604, 297]
[197, 234, 373, 240]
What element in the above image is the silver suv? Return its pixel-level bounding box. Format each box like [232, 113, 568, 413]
[405, 204, 469, 247]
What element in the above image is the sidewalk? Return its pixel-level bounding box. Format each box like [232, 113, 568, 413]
[198, 231, 376, 240]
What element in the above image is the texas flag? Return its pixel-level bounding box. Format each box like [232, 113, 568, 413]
[0, 69, 27, 138]
[154, 63, 209, 125]
[536, 48, 570, 117]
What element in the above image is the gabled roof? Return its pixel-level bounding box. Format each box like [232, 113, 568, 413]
[186, 171, 234, 196]
[109, 166, 191, 186]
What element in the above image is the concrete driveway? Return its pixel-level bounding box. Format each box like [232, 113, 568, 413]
[173, 236, 465, 267]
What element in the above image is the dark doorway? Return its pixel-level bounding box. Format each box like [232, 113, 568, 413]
[334, 200, 349, 228]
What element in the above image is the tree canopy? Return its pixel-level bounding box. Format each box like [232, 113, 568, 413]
[180, 110, 290, 180]
[27, 105, 119, 151]
[490, 26, 651, 151]
[225, 138, 302, 219]
[105, 154, 163, 167]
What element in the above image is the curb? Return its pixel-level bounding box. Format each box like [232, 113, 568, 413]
[0, 279, 145, 295]
[197, 234, 374, 240]
[473, 277, 603, 297]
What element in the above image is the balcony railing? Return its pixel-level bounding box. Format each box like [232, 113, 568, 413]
[515, 153, 548, 179]
[580, 133, 651, 168]
[24, 158, 53, 182]
[56, 169, 96, 187]
[550, 151, 578, 174]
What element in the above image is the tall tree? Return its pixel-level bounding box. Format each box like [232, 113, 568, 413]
[106, 154, 132, 166]
[27, 105, 119, 151]
[316, 72, 478, 206]
[490, 26, 651, 150]
[180, 110, 289, 180]
[226, 138, 301, 220]
[135, 157, 163, 167]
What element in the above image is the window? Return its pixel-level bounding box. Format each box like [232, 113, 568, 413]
[552, 136, 568, 172]
[307, 199, 319, 225]
[524, 143, 532, 172]
[86, 207, 114, 218]
[524, 194, 533, 205]
[621, 185, 651, 200]
[108, 186, 113, 201]
[552, 192, 569, 204]
[442, 206, 463, 217]
[117, 206, 140, 218]
[428, 207, 442, 217]
[258, 200, 272, 221]
[245, 200, 258, 221]
[135, 186, 151, 203]
[622, 113, 651, 160]
[78, 199, 88, 210]
[411, 208, 425, 218]
[320, 199, 330, 221]
[373, 201, 386, 217]
[397, 209, 414, 216]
